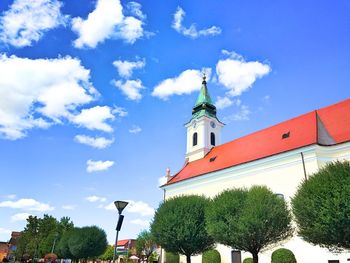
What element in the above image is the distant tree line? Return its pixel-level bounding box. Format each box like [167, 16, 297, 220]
[16, 215, 107, 262]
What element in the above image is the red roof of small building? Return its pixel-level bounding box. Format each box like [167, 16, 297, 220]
[117, 239, 129, 246]
[166, 98, 350, 185]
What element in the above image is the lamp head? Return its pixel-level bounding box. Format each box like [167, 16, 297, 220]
[114, 200, 128, 214]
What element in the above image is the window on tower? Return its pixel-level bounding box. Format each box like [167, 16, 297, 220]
[211, 132, 215, 146]
[193, 132, 198, 146]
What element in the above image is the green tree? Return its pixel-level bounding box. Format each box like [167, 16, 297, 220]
[292, 160, 350, 251]
[151, 195, 214, 263]
[136, 230, 157, 262]
[56, 230, 73, 259]
[38, 215, 59, 256]
[206, 186, 292, 263]
[99, 245, 114, 261]
[243, 259, 253, 263]
[68, 226, 107, 261]
[17, 215, 41, 258]
[202, 249, 220, 263]
[165, 252, 179, 263]
[271, 248, 296, 263]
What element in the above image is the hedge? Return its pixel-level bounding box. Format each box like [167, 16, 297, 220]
[271, 248, 296, 263]
[202, 249, 221, 263]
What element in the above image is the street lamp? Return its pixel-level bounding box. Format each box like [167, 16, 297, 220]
[112, 200, 128, 263]
[51, 232, 59, 253]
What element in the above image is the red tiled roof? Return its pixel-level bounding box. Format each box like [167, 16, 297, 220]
[117, 239, 129, 246]
[166, 98, 350, 185]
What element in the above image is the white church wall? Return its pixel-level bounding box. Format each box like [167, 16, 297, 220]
[163, 142, 350, 263]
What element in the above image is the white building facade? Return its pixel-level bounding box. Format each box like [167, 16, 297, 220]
[161, 78, 350, 263]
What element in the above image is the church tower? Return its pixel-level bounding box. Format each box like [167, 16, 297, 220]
[185, 74, 224, 162]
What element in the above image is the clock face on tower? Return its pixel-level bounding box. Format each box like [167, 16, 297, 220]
[210, 121, 216, 128]
[192, 120, 197, 128]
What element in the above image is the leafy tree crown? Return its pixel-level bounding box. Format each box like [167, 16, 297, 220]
[292, 160, 350, 251]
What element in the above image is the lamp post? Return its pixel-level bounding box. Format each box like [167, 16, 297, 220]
[51, 232, 59, 253]
[112, 201, 128, 263]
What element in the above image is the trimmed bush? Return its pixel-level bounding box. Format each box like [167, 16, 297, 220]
[271, 248, 296, 263]
[166, 252, 179, 263]
[202, 249, 221, 263]
[243, 258, 253, 263]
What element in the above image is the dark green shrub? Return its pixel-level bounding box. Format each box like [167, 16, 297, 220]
[292, 161, 350, 251]
[202, 249, 220, 263]
[243, 258, 253, 263]
[166, 252, 179, 263]
[271, 248, 296, 263]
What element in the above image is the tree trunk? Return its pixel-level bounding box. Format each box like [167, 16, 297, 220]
[252, 253, 258, 263]
[186, 254, 191, 263]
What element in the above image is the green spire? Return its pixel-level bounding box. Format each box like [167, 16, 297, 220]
[194, 74, 213, 106]
[191, 74, 217, 119]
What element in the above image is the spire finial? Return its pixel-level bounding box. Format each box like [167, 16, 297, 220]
[202, 72, 206, 83]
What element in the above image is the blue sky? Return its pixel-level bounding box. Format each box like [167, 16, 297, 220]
[0, 0, 349, 244]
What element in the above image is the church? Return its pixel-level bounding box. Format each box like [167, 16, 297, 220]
[160, 76, 350, 263]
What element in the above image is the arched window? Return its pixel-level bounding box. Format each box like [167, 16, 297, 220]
[193, 132, 198, 146]
[211, 132, 215, 146]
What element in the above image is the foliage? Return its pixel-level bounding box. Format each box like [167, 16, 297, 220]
[206, 186, 293, 263]
[148, 251, 159, 262]
[151, 195, 214, 263]
[136, 230, 157, 262]
[99, 245, 114, 260]
[16, 214, 74, 259]
[243, 258, 253, 263]
[165, 252, 179, 263]
[68, 226, 108, 260]
[292, 161, 350, 251]
[38, 215, 59, 256]
[202, 249, 220, 263]
[56, 230, 73, 259]
[271, 248, 296, 263]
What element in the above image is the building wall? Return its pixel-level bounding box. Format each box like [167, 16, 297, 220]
[163, 142, 350, 263]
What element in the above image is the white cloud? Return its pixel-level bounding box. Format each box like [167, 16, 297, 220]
[113, 79, 144, 101]
[130, 218, 150, 227]
[216, 50, 271, 97]
[215, 97, 243, 110]
[86, 160, 114, 173]
[224, 105, 251, 122]
[11, 212, 32, 222]
[72, 0, 144, 48]
[112, 106, 128, 117]
[262, 95, 271, 103]
[129, 125, 141, 134]
[62, 205, 75, 210]
[75, 135, 114, 149]
[152, 68, 211, 100]
[215, 96, 233, 110]
[72, 106, 115, 133]
[116, 16, 143, 44]
[172, 6, 221, 39]
[0, 228, 11, 235]
[126, 2, 146, 20]
[113, 58, 145, 78]
[86, 195, 107, 202]
[6, 194, 16, 199]
[126, 200, 154, 216]
[104, 200, 154, 216]
[104, 202, 115, 210]
[0, 54, 99, 140]
[0, 0, 67, 48]
[0, 198, 54, 212]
